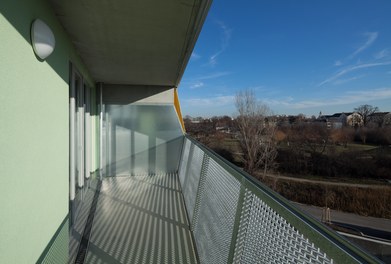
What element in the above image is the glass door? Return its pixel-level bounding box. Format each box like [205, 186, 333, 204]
[69, 66, 85, 224]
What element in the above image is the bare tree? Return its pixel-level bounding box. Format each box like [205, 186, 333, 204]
[235, 89, 277, 177]
[330, 127, 355, 147]
[359, 127, 369, 144]
[354, 104, 378, 127]
[261, 118, 278, 177]
[288, 123, 330, 155]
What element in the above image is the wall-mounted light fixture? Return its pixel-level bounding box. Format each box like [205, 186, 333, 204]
[31, 19, 55, 60]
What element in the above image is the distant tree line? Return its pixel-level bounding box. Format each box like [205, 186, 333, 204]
[184, 102, 391, 181]
[276, 123, 391, 180]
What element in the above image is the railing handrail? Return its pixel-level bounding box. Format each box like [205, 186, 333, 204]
[185, 134, 380, 263]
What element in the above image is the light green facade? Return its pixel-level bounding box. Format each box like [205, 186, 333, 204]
[0, 0, 94, 262]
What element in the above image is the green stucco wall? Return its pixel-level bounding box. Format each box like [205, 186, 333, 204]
[0, 0, 94, 262]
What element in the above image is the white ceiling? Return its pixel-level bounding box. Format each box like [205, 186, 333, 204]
[50, 0, 211, 87]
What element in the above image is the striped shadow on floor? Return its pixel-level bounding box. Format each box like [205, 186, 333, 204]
[84, 173, 198, 264]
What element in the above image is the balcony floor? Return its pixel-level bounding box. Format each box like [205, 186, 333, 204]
[71, 174, 198, 264]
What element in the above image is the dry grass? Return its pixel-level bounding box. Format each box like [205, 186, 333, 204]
[262, 177, 391, 219]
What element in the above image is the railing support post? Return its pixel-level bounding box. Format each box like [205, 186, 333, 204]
[227, 179, 247, 264]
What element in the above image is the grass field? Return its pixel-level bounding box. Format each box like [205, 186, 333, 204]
[261, 175, 391, 219]
[203, 134, 391, 218]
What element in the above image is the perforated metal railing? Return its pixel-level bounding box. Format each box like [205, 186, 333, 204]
[179, 136, 380, 264]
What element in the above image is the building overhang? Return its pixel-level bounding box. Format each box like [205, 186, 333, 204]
[49, 0, 211, 87]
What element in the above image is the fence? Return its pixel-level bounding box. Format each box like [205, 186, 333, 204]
[178, 136, 378, 264]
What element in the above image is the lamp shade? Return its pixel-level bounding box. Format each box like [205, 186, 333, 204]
[31, 19, 55, 60]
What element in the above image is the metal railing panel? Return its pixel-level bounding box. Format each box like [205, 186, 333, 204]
[192, 156, 241, 264]
[180, 141, 205, 224]
[179, 136, 380, 264]
[178, 138, 191, 185]
[234, 189, 332, 263]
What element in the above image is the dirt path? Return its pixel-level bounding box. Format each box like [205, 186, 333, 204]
[292, 202, 391, 233]
[262, 173, 390, 189]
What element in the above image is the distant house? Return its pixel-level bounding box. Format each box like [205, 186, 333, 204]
[346, 112, 363, 127]
[327, 113, 349, 128]
[368, 112, 391, 127]
[318, 112, 389, 128]
[318, 112, 350, 128]
[316, 112, 365, 128]
[215, 126, 231, 133]
[383, 112, 391, 126]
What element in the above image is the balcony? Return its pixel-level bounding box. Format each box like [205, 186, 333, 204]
[65, 134, 378, 263]
[0, 1, 384, 263]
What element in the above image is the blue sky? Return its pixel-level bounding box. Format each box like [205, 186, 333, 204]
[178, 0, 391, 117]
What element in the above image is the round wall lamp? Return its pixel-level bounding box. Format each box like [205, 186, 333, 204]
[31, 19, 55, 60]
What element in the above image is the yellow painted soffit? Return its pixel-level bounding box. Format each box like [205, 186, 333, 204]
[174, 88, 186, 133]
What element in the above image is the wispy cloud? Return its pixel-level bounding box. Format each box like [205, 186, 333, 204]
[196, 71, 231, 80]
[208, 21, 232, 66]
[182, 72, 231, 89]
[249, 85, 268, 92]
[374, 48, 390, 60]
[318, 61, 391, 86]
[266, 88, 391, 109]
[334, 32, 378, 66]
[185, 95, 235, 107]
[209, 54, 219, 67]
[334, 60, 342, 66]
[190, 82, 204, 89]
[348, 32, 378, 59]
[332, 75, 365, 85]
[191, 52, 201, 60]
